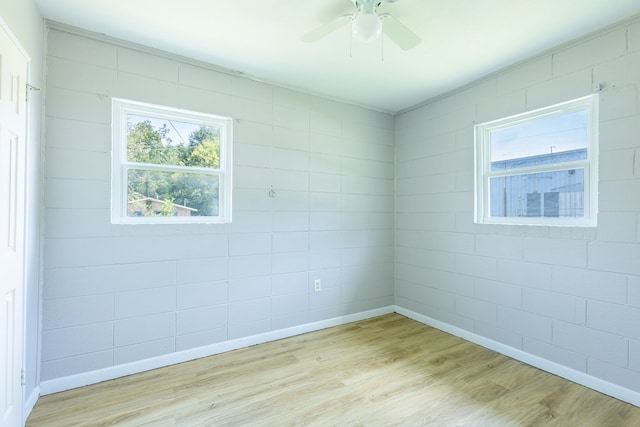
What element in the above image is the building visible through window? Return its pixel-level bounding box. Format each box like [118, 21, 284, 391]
[475, 95, 598, 226]
[489, 149, 585, 218]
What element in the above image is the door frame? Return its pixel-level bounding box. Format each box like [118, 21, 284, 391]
[0, 15, 33, 426]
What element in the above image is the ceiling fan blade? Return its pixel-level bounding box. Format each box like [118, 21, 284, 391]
[301, 15, 352, 43]
[381, 14, 421, 50]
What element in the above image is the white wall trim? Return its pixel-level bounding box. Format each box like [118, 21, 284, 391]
[45, 21, 393, 115]
[24, 386, 40, 422]
[36, 304, 640, 407]
[0, 16, 32, 61]
[396, 12, 640, 115]
[395, 306, 640, 408]
[39, 306, 394, 395]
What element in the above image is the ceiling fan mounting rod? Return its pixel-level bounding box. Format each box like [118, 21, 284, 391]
[355, 0, 381, 14]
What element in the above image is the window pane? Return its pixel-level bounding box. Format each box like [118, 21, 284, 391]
[127, 114, 221, 169]
[490, 110, 587, 170]
[127, 169, 220, 217]
[489, 169, 584, 218]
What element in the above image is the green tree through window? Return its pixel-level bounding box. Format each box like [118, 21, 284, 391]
[126, 120, 221, 217]
[112, 99, 232, 224]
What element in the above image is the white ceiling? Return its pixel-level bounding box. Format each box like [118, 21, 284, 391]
[35, 0, 640, 113]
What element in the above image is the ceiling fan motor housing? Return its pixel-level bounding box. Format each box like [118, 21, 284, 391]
[303, 0, 420, 50]
[352, 0, 384, 42]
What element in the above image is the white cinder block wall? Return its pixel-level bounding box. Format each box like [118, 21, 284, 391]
[41, 26, 394, 388]
[42, 16, 640, 404]
[395, 16, 640, 401]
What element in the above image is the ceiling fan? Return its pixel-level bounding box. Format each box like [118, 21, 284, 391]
[301, 0, 421, 51]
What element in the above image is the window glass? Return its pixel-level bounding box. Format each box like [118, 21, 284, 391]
[489, 169, 584, 218]
[489, 110, 588, 167]
[126, 170, 220, 217]
[112, 99, 232, 224]
[126, 115, 221, 168]
[475, 95, 597, 226]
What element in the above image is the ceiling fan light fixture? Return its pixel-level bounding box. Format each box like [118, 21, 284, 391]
[351, 12, 382, 43]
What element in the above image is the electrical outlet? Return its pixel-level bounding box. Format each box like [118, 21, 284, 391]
[314, 279, 322, 292]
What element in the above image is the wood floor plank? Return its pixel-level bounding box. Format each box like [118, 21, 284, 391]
[27, 314, 640, 426]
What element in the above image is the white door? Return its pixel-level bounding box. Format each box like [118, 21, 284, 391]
[0, 23, 28, 427]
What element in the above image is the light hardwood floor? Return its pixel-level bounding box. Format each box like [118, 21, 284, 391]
[28, 314, 640, 426]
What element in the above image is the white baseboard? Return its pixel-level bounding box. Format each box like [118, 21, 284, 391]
[395, 305, 640, 408]
[39, 306, 395, 396]
[36, 304, 640, 409]
[24, 385, 40, 423]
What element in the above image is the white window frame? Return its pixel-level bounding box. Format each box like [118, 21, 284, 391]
[474, 94, 598, 227]
[111, 98, 233, 224]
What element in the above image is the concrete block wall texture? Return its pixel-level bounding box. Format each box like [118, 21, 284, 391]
[41, 15, 640, 401]
[41, 27, 395, 382]
[395, 16, 640, 393]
